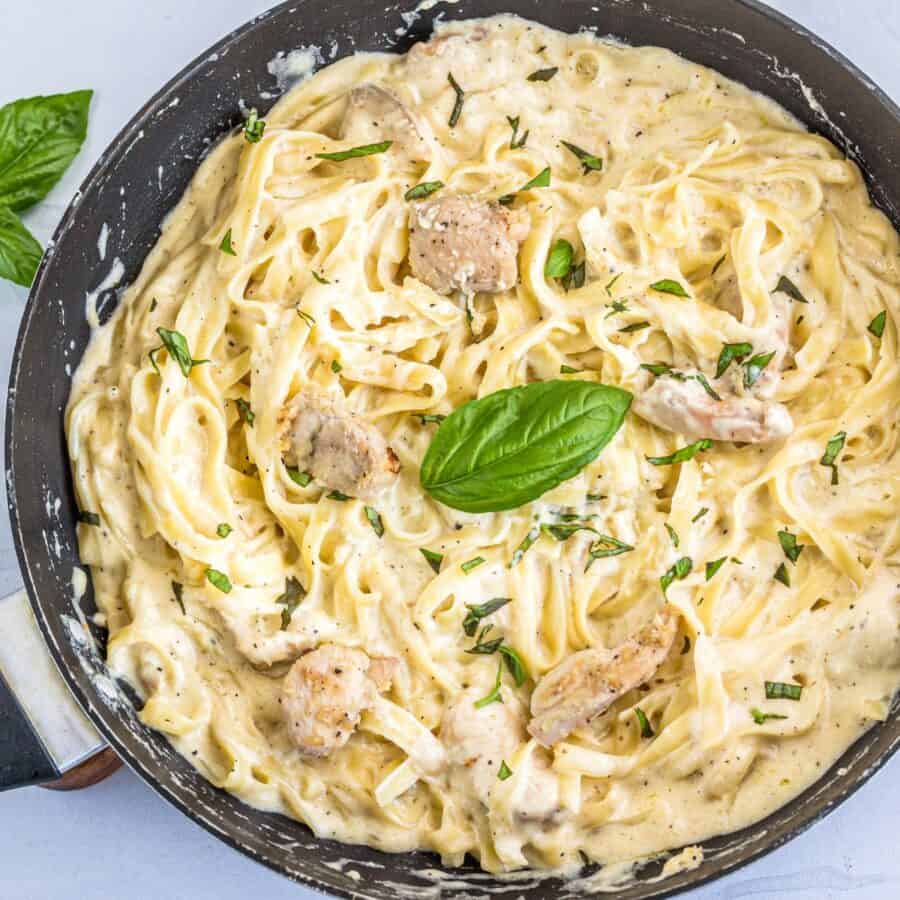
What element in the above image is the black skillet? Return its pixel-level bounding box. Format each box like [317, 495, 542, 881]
[4, 0, 900, 896]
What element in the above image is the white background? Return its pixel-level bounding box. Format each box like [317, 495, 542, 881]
[1, 1, 899, 898]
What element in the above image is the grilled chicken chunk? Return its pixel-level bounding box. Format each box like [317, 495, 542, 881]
[528, 608, 679, 747]
[280, 388, 400, 499]
[408, 194, 529, 295]
[282, 643, 398, 757]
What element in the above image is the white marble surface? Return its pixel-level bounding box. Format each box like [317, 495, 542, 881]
[1, 1, 899, 897]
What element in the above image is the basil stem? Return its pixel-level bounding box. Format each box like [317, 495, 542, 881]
[751, 707, 787, 724]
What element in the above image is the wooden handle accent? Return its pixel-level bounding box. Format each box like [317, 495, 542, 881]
[40, 748, 122, 791]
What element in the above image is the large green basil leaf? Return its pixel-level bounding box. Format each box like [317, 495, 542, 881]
[0, 90, 92, 212]
[0, 206, 42, 287]
[420, 380, 632, 513]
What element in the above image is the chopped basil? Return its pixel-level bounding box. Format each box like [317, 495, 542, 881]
[461, 556, 486, 574]
[560, 365, 580, 374]
[466, 627, 504, 655]
[365, 506, 384, 537]
[681, 635, 691, 655]
[711, 255, 726, 275]
[527, 66, 559, 82]
[172, 581, 185, 614]
[868, 310, 887, 339]
[296, 308, 316, 327]
[420, 547, 443, 573]
[462, 597, 511, 637]
[820, 430, 846, 485]
[692, 507, 709, 523]
[605, 273, 622, 296]
[586, 492, 605, 502]
[405, 180, 444, 201]
[692, 372, 722, 401]
[498, 166, 551, 205]
[276, 576, 306, 629]
[811, 597, 830, 611]
[327, 490, 351, 501]
[640, 362, 674, 377]
[475, 662, 503, 708]
[216, 522, 232, 538]
[498, 760, 513, 780]
[743, 350, 776, 389]
[78, 510, 101, 526]
[205, 568, 232, 594]
[331, 359, 342, 373]
[312, 271, 330, 284]
[545, 238, 574, 279]
[585, 534, 634, 571]
[649, 279, 688, 298]
[287, 467, 312, 487]
[447, 73, 465, 127]
[149, 297, 158, 312]
[774, 275, 808, 304]
[562, 260, 586, 292]
[634, 707, 654, 738]
[506, 115, 528, 149]
[751, 707, 787, 725]
[235, 397, 255, 426]
[150, 327, 208, 378]
[778, 529, 804, 564]
[219, 228, 237, 256]
[619, 321, 650, 333]
[705, 557, 727, 581]
[665, 523, 679, 548]
[774, 562, 791, 587]
[715, 342, 753, 378]
[510, 527, 540, 567]
[660, 556, 692, 595]
[765, 680, 803, 701]
[416, 413, 446, 424]
[316, 140, 393, 162]
[647, 438, 712, 466]
[605, 299, 629, 318]
[541, 520, 597, 542]
[243, 108, 266, 143]
[561, 140, 603, 173]
[499, 645, 527, 686]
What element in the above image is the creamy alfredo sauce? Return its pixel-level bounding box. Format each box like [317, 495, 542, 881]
[66, 15, 900, 877]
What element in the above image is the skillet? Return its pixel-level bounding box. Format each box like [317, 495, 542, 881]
[4, 1, 900, 896]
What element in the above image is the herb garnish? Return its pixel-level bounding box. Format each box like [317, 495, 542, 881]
[681, 635, 691, 654]
[286, 467, 312, 487]
[774, 275, 808, 304]
[498, 760, 513, 780]
[541, 519, 597, 541]
[462, 598, 511, 637]
[219, 228, 237, 256]
[605, 273, 622, 296]
[820, 430, 846, 485]
[327, 490, 351, 501]
[312, 271, 330, 284]
[205, 568, 232, 594]
[499, 646, 527, 686]
[585, 535, 634, 571]
[692, 507, 709, 523]
[605, 299, 628, 318]
[405, 180, 444, 201]
[331, 359, 342, 373]
[868, 310, 887, 339]
[498, 166, 551, 205]
[466, 627, 505, 655]
[316, 141, 393, 162]
[560, 365, 580, 375]
[510, 527, 540, 566]
[78, 510, 101, 526]
[365, 506, 384, 537]
[243, 108, 266, 143]
[774, 562, 791, 587]
[562, 260, 586, 292]
[527, 66, 559, 82]
[149, 327, 208, 378]
[743, 350, 775, 389]
[461, 556, 486, 574]
[296, 308, 316, 327]
[216, 523, 232, 538]
[506, 115, 529, 149]
[545, 239, 573, 279]
[561, 141, 603, 174]
[420, 547, 443, 573]
[665, 523, 679, 548]
[475, 663, 503, 708]
[765, 681, 803, 701]
[777, 529, 804, 564]
[276, 576, 305, 629]
[660, 556, 692, 595]
[711, 255, 726, 276]
[235, 397, 255, 426]
[172, 581, 185, 614]
[619, 321, 650, 333]
[416, 413, 446, 425]
[635, 707, 654, 738]
[715, 342, 753, 378]
[751, 708, 788, 725]
[705, 557, 727, 581]
[447, 73, 465, 127]
[647, 438, 712, 466]
[650, 279, 689, 298]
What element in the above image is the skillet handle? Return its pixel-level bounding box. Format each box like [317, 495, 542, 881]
[0, 589, 114, 791]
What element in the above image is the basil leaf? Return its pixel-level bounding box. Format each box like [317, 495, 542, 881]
[462, 597, 510, 637]
[715, 342, 753, 378]
[778, 529, 804, 564]
[153, 327, 208, 378]
[447, 73, 465, 127]
[545, 239, 573, 279]
[820, 430, 846, 485]
[0, 207, 42, 287]
[541, 521, 597, 542]
[235, 398, 254, 426]
[420, 547, 443, 573]
[416, 413, 445, 425]
[562, 260, 585, 292]
[316, 140, 392, 162]
[619, 321, 650, 333]
[405, 180, 443, 201]
[0, 90, 92, 212]
[172, 581, 186, 615]
[665, 523, 679, 548]
[585, 534, 634, 571]
[510, 527, 540, 566]
[751, 707, 787, 725]
[868, 310, 886, 339]
[765, 680, 803, 700]
[743, 350, 775, 389]
[461, 556, 486, 573]
[498, 166, 551, 205]
[774, 275, 808, 303]
[474, 662, 503, 708]
[499, 645, 527, 686]
[276, 576, 306, 629]
[466, 629, 504, 655]
[650, 279, 688, 298]
[774, 562, 791, 587]
[216, 523, 232, 538]
[660, 556, 692, 595]
[641, 362, 675, 377]
[497, 760, 513, 780]
[506, 115, 528, 150]
[420, 380, 632, 513]
[331, 359, 342, 373]
[78, 510, 101, 526]
[219, 228, 237, 256]
[635, 707, 654, 738]
[527, 67, 559, 82]
[327, 490, 351, 501]
[365, 506, 384, 537]
[561, 141, 603, 173]
[647, 438, 712, 466]
[243, 108, 266, 143]
[205, 568, 232, 594]
[705, 556, 727, 580]
[287, 467, 312, 487]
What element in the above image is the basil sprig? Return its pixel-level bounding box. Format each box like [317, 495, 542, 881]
[420, 380, 632, 513]
[0, 91, 93, 286]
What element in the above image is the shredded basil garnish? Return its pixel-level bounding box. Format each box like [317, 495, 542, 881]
[219, 228, 237, 256]
[462, 598, 511, 637]
[692, 507, 709, 523]
[820, 430, 846, 485]
[499, 645, 527, 686]
[585, 535, 634, 571]
[711, 255, 726, 275]
[286, 467, 312, 487]
[635, 707, 654, 738]
[447, 73, 465, 127]
[510, 527, 540, 567]
[296, 308, 316, 327]
[681, 635, 691, 654]
[562, 260, 586, 292]
[660, 556, 692, 595]
[150, 327, 208, 378]
[560, 365, 580, 374]
[765, 680, 803, 701]
[498, 760, 513, 780]
[405, 180, 444, 201]
[605, 299, 629, 318]
[561, 140, 603, 173]
[778, 529, 804, 564]
[276, 576, 305, 629]
[205, 568, 232, 594]
[868, 310, 887, 339]
[605, 273, 622, 296]
[619, 321, 650, 333]
[216, 523, 232, 538]
[647, 438, 712, 466]
[466, 627, 505, 655]
[649, 279, 688, 298]
[545, 238, 574, 279]
[751, 707, 788, 725]
[331, 359, 342, 374]
[78, 510, 101, 526]
[420, 547, 443, 573]
[743, 350, 776, 389]
[327, 490, 351, 501]
[541, 520, 597, 542]
[461, 556, 486, 574]
[235, 397, 255, 426]
[416, 413, 446, 425]
[475, 662, 503, 708]
[715, 342, 753, 378]
[665, 523, 679, 548]
[506, 115, 528, 149]
[316, 140, 392, 162]
[774, 275, 808, 304]
[774, 562, 791, 587]
[498, 166, 551, 205]
[365, 506, 384, 537]
[243, 108, 266, 143]
[705, 557, 727, 581]
[172, 581, 185, 614]
[312, 271, 330, 284]
[527, 66, 559, 82]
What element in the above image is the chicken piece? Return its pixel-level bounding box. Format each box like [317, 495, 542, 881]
[282, 643, 398, 757]
[408, 194, 529, 295]
[528, 607, 679, 747]
[340, 83, 434, 167]
[633, 374, 793, 444]
[279, 387, 399, 499]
